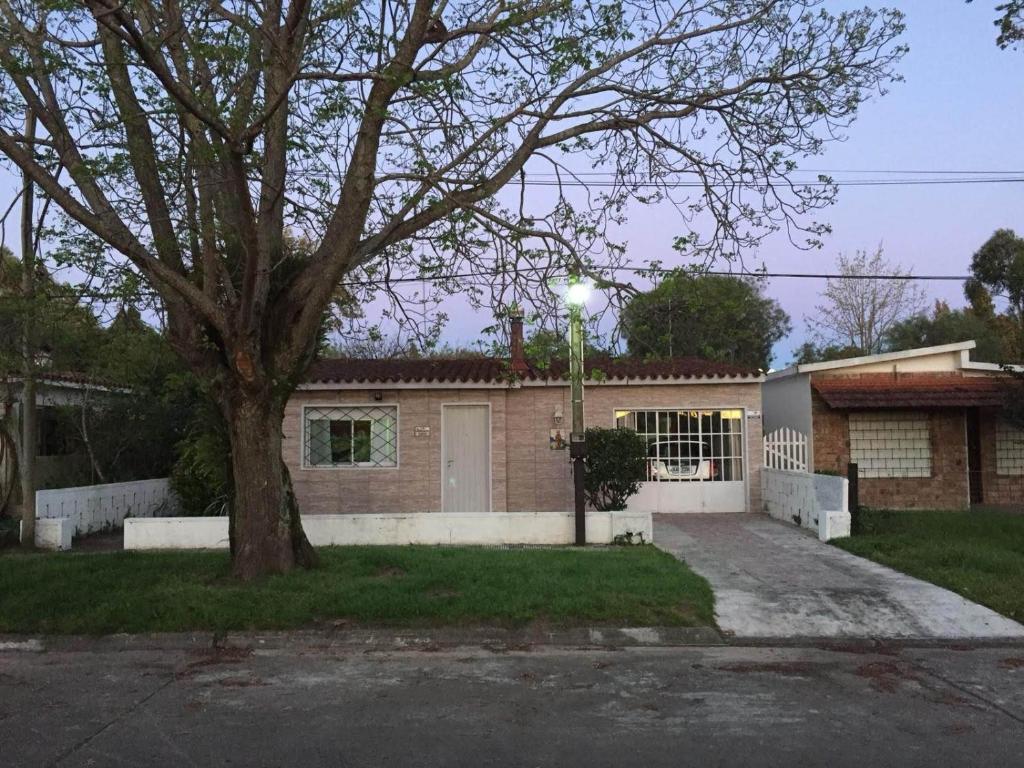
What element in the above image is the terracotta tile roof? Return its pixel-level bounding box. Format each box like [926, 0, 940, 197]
[305, 357, 507, 384]
[540, 355, 758, 381]
[812, 374, 1011, 409]
[305, 355, 759, 385]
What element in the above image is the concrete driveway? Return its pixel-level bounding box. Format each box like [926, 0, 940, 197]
[655, 514, 1024, 641]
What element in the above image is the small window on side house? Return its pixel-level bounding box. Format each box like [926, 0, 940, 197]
[996, 417, 1024, 476]
[304, 406, 397, 468]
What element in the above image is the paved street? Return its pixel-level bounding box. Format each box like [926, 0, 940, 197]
[3, 637, 1024, 767]
[656, 514, 1024, 640]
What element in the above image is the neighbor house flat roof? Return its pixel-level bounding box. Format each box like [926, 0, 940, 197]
[2, 370, 129, 393]
[303, 356, 762, 387]
[812, 374, 1009, 409]
[766, 341, 978, 380]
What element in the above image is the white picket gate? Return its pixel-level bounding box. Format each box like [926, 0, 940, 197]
[763, 427, 809, 472]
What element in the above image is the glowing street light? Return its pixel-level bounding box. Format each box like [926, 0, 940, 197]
[565, 275, 591, 546]
[565, 279, 592, 307]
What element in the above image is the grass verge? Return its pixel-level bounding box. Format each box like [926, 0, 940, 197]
[0, 545, 714, 635]
[833, 509, 1024, 623]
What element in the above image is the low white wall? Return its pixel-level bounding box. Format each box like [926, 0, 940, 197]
[36, 478, 177, 538]
[22, 518, 73, 551]
[124, 511, 654, 550]
[762, 469, 850, 542]
[626, 481, 747, 514]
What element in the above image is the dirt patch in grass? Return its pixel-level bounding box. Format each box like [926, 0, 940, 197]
[998, 657, 1024, 670]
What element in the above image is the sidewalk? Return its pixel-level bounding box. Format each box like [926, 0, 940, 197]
[655, 513, 1024, 641]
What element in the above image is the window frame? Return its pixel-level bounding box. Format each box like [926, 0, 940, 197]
[301, 403, 400, 470]
[612, 406, 747, 483]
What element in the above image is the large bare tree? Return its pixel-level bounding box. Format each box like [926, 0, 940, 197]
[808, 246, 926, 356]
[0, 1, 904, 578]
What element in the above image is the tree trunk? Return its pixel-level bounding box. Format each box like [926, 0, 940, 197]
[224, 391, 317, 580]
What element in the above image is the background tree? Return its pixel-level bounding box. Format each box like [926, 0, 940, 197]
[622, 273, 790, 370]
[790, 341, 866, 365]
[0, 1, 905, 578]
[807, 247, 926, 355]
[969, 1, 1024, 48]
[884, 300, 1010, 362]
[967, 229, 1024, 357]
[522, 327, 609, 370]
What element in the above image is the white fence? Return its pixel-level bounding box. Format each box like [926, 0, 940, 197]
[762, 469, 850, 541]
[36, 478, 177, 537]
[763, 427, 809, 472]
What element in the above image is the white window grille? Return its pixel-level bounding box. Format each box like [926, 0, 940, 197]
[614, 409, 744, 482]
[304, 406, 398, 468]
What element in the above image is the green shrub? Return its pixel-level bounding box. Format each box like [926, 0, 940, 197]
[583, 427, 648, 511]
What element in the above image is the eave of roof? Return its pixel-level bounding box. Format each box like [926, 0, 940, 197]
[812, 374, 1009, 409]
[2, 370, 131, 393]
[766, 340, 978, 380]
[302, 356, 763, 388]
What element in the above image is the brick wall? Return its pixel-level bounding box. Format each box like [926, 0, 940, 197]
[284, 388, 509, 515]
[979, 408, 1024, 506]
[849, 411, 931, 478]
[505, 382, 763, 514]
[810, 391, 968, 510]
[284, 380, 763, 515]
[811, 389, 849, 474]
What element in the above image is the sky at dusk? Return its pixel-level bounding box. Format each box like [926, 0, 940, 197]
[436, 0, 1024, 365]
[0, 1, 1020, 367]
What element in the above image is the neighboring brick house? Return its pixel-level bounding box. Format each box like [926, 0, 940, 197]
[763, 341, 1024, 510]
[283, 319, 765, 517]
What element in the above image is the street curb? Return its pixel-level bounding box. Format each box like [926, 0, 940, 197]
[725, 635, 1024, 650]
[5, 628, 1024, 654]
[0, 626, 726, 654]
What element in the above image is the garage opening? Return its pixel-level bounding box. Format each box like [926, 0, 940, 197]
[615, 408, 747, 513]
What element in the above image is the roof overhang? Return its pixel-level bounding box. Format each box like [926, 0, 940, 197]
[296, 374, 765, 391]
[812, 375, 1010, 409]
[767, 341, 978, 381]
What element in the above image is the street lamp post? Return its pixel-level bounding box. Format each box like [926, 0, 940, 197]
[565, 277, 591, 546]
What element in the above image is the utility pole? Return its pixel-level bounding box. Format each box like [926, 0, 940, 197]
[566, 276, 591, 546]
[19, 108, 37, 546]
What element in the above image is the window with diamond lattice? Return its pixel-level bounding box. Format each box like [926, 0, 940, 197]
[304, 406, 398, 468]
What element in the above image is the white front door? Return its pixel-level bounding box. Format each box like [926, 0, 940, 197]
[442, 405, 491, 513]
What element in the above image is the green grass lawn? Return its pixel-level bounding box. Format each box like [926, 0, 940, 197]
[0, 545, 713, 635]
[833, 509, 1024, 623]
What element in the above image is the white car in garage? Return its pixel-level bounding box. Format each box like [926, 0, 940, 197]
[647, 440, 718, 481]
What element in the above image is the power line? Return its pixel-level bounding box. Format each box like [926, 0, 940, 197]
[502, 177, 1024, 188]
[523, 168, 1024, 177]
[18, 263, 973, 301]
[336, 265, 973, 287]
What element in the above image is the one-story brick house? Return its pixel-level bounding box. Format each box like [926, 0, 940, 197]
[283, 319, 765, 519]
[763, 341, 1024, 510]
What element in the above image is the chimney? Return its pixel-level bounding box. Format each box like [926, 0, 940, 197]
[509, 312, 528, 374]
